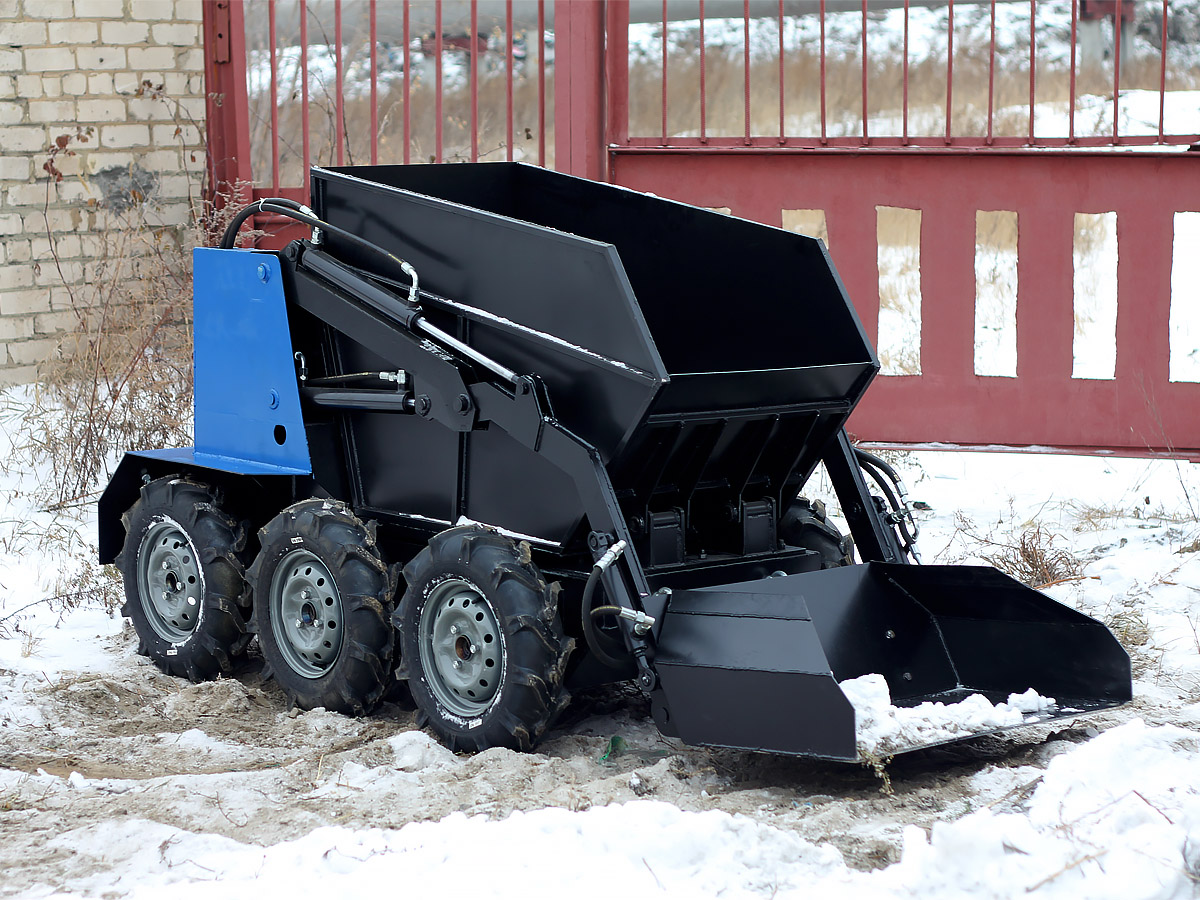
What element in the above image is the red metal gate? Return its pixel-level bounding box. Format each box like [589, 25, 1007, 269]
[203, 0, 1200, 458]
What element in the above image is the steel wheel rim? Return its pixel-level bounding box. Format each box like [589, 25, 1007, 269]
[419, 578, 503, 717]
[269, 550, 344, 679]
[137, 517, 204, 644]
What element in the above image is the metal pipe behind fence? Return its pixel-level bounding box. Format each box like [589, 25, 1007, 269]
[945, 0, 953, 144]
[403, 0, 410, 164]
[335, 0, 344, 164]
[744, 0, 751, 144]
[987, 0, 995, 144]
[435, 2, 443, 163]
[269, 0, 279, 191]
[903, 0, 909, 145]
[1028, 0, 1035, 144]
[1159, 0, 1168, 143]
[1113, 0, 1123, 143]
[538, 0, 545, 165]
[300, 0, 310, 193]
[471, 0, 479, 162]
[861, 0, 868, 144]
[507, 0, 514, 161]
[700, 0, 707, 143]
[370, 0, 377, 165]
[1069, 0, 1077, 144]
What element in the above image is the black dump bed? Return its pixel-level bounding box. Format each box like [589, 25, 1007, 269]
[311, 164, 878, 549]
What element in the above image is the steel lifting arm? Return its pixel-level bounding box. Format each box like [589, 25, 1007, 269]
[282, 240, 663, 689]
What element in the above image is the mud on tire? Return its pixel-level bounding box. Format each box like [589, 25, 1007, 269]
[248, 499, 395, 715]
[117, 476, 251, 681]
[397, 525, 574, 753]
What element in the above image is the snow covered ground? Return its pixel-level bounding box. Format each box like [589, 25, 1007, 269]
[2, 385, 1199, 897]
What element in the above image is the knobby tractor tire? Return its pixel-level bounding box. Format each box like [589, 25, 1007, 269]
[248, 499, 395, 716]
[397, 526, 574, 753]
[117, 477, 252, 681]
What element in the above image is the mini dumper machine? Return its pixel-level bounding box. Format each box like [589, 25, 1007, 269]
[98, 164, 1131, 761]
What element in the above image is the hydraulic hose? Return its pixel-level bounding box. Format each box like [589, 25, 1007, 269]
[218, 198, 419, 305]
[580, 561, 632, 671]
[855, 448, 922, 563]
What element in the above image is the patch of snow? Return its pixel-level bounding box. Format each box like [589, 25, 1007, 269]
[841, 674, 1056, 757]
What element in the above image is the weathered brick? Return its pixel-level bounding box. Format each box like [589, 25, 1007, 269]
[177, 48, 203, 71]
[174, 0, 201, 21]
[126, 97, 175, 120]
[0, 49, 21, 73]
[33, 310, 76, 334]
[45, 150, 81, 177]
[74, 0, 126, 15]
[113, 71, 140, 94]
[126, 47, 174, 69]
[27, 99, 76, 123]
[76, 98, 126, 121]
[3, 240, 31, 263]
[150, 22, 196, 46]
[15, 74, 42, 97]
[84, 151, 133, 173]
[30, 207, 84, 233]
[142, 201, 190, 227]
[34, 259, 82, 285]
[40, 76, 62, 98]
[0, 21, 48, 45]
[130, 0, 173, 17]
[0, 102, 24, 125]
[24, 48, 75, 73]
[7, 182, 53, 206]
[100, 123, 149, 147]
[0, 0, 19, 15]
[0, 212, 25, 234]
[8, 337, 59, 365]
[32, 234, 81, 258]
[137, 149, 180, 171]
[76, 47, 126, 71]
[0, 76, 16, 98]
[158, 174, 195, 199]
[3, 290, 52, 316]
[101, 21, 149, 44]
[0, 363, 39, 384]
[0, 157, 31, 180]
[151, 122, 198, 145]
[0, 126, 45, 152]
[48, 21, 99, 45]
[0, 316, 35, 341]
[60, 72, 88, 95]
[0, 264, 33, 290]
[29, 0, 74, 18]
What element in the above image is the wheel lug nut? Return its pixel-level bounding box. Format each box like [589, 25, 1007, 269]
[161, 560, 170, 570]
[470, 644, 477, 654]
[453, 660, 462, 669]
[300, 589, 312, 600]
[449, 625, 458, 635]
[296, 619, 303, 628]
[187, 597, 196, 606]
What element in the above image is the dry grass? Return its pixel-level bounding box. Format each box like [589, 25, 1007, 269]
[953, 511, 1084, 588]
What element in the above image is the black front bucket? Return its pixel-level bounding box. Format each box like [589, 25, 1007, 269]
[650, 563, 1131, 761]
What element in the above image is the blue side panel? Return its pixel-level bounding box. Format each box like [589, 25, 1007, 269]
[133, 447, 310, 477]
[192, 248, 311, 473]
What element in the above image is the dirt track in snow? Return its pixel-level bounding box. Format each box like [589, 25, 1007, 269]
[0, 621, 1154, 896]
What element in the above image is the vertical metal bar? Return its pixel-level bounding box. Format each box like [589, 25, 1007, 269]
[903, 0, 909, 145]
[606, 0, 630, 154]
[819, 0, 827, 144]
[402, 0, 410, 165]
[861, 0, 869, 143]
[369, 0, 377, 165]
[1159, 0, 1168, 143]
[435, 2, 443, 163]
[662, 0, 668, 142]
[1028, 0, 1035, 144]
[1113, 0, 1123, 143]
[987, 0, 995, 144]
[300, 0, 310, 193]
[744, 0, 751, 144]
[506, 0, 514, 161]
[538, 0, 545, 165]
[269, 0, 279, 191]
[945, 0, 953, 143]
[335, 0, 344, 165]
[699, 0, 707, 143]
[471, 0, 478, 162]
[777, 0, 784, 143]
[1069, 0, 1077, 143]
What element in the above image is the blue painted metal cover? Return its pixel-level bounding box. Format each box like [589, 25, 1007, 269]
[192, 248, 310, 474]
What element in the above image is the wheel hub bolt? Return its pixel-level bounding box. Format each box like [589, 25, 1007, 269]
[449, 624, 458, 635]
[301, 589, 312, 600]
[187, 597, 196, 606]
[453, 659, 462, 670]
[161, 560, 170, 570]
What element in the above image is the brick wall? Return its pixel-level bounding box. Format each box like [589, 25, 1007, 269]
[0, 0, 205, 384]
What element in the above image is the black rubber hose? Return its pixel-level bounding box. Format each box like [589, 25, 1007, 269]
[580, 567, 631, 670]
[855, 450, 919, 554]
[218, 199, 417, 294]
